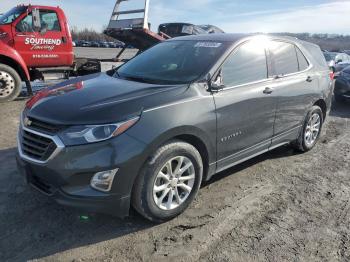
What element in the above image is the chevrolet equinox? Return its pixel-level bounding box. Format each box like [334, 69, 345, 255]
[16, 34, 333, 222]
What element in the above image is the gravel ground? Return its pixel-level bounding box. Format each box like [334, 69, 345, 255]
[0, 96, 349, 261]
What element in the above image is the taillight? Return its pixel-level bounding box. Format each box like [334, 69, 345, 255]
[329, 71, 335, 80]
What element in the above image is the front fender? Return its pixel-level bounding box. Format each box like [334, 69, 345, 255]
[0, 42, 30, 80]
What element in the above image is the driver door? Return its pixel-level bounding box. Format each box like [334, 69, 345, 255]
[13, 8, 72, 67]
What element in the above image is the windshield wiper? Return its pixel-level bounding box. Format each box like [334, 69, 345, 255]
[120, 75, 160, 84]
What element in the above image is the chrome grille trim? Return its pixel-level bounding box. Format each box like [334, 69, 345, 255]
[17, 113, 65, 165]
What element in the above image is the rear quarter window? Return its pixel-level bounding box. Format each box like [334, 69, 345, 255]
[303, 43, 328, 68]
[296, 47, 309, 71]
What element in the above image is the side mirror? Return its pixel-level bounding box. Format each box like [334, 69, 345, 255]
[210, 70, 225, 91]
[336, 59, 343, 64]
[40, 26, 47, 35]
[32, 8, 41, 32]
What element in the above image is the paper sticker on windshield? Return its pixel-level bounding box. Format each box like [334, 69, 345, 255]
[195, 42, 222, 48]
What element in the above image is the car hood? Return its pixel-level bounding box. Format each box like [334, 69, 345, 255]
[27, 73, 189, 125]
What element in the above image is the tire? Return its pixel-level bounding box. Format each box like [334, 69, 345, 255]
[132, 140, 203, 223]
[292, 105, 323, 152]
[0, 63, 22, 102]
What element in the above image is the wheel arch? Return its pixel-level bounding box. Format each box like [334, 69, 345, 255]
[313, 98, 327, 120]
[133, 126, 216, 188]
[0, 54, 29, 81]
[173, 134, 211, 181]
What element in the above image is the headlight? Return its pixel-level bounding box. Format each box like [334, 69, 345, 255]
[59, 117, 139, 146]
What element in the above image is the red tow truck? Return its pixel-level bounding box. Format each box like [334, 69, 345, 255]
[0, 5, 101, 102]
[0, 0, 223, 102]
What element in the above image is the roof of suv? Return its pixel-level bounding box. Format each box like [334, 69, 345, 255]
[168, 33, 314, 46]
[167, 33, 327, 69]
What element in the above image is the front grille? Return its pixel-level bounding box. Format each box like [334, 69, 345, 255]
[26, 117, 62, 134]
[21, 130, 57, 161]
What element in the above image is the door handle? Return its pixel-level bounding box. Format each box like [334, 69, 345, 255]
[306, 76, 313, 82]
[263, 87, 274, 94]
[62, 36, 67, 43]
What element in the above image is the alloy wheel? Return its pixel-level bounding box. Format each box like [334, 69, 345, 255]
[304, 113, 321, 147]
[153, 156, 195, 210]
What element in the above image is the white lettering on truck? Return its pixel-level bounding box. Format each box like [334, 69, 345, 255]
[24, 37, 62, 51]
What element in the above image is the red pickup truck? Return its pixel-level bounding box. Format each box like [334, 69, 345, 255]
[0, 5, 100, 102]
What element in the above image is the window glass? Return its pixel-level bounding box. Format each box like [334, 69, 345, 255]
[309, 45, 329, 68]
[221, 41, 268, 87]
[270, 41, 299, 76]
[117, 40, 228, 84]
[40, 10, 61, 31]
[0, 6, 26, 25]
[296, 47, 309, 71]
[16, 13, 33, 32]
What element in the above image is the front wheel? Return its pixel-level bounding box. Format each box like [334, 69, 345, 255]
[132, 140, 203, 222]
[0, 64, 22, 102]
[293, 105, 323, 152]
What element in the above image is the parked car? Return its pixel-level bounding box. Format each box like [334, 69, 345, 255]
[108, 42, 117, 48]
[324, 51, 350, 69]
[90, 41, 100, 48]
[197, 25, 225, 34]
[158, 23, 224, 38]
[80, 41, 92, 47]
[334, 62, 350, 78]
[99, 41, 110, 48]
[16, 34, 333, 222]
[334, 66, 350, 103]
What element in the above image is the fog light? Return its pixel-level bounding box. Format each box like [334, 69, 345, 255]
[90, 168, 118, 192]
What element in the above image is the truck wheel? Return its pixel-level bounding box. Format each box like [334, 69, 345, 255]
[292, 105, 323, 152]
[132, 140, 203, 222]
[0, 64, 22, 102]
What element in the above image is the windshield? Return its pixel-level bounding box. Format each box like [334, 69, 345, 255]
[0, 6, 26, 25]
[116, 40, 228, 84]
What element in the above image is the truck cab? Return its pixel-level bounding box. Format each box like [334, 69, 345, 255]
[0, 5, 74, 68]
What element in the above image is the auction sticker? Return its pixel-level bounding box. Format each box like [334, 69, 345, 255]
[195, 42, 222, 48]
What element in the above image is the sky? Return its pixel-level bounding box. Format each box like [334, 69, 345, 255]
[2, 0, 350, 34]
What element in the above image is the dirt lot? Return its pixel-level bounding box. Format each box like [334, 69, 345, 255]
[0, 97, 349, 262]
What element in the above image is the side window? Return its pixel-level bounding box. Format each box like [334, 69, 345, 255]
[296, 47, 309, 71]
[270, 41, 299, 76]
[40, 10, 61, 31]
[221, 41, 268, 87]
[16, 13, 34, 32]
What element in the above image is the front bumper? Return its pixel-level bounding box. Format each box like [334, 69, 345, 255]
[16, 132, 147, 217]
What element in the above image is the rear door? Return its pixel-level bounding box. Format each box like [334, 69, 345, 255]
[13, 8, 72, 67]
[213, 40, 277, 172]
[268, 40, 319, 147]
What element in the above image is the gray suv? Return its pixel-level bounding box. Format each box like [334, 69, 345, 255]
[16, 34, 333, 222]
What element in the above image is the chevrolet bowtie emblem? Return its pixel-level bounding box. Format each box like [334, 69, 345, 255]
[24, 117, 32, 127]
